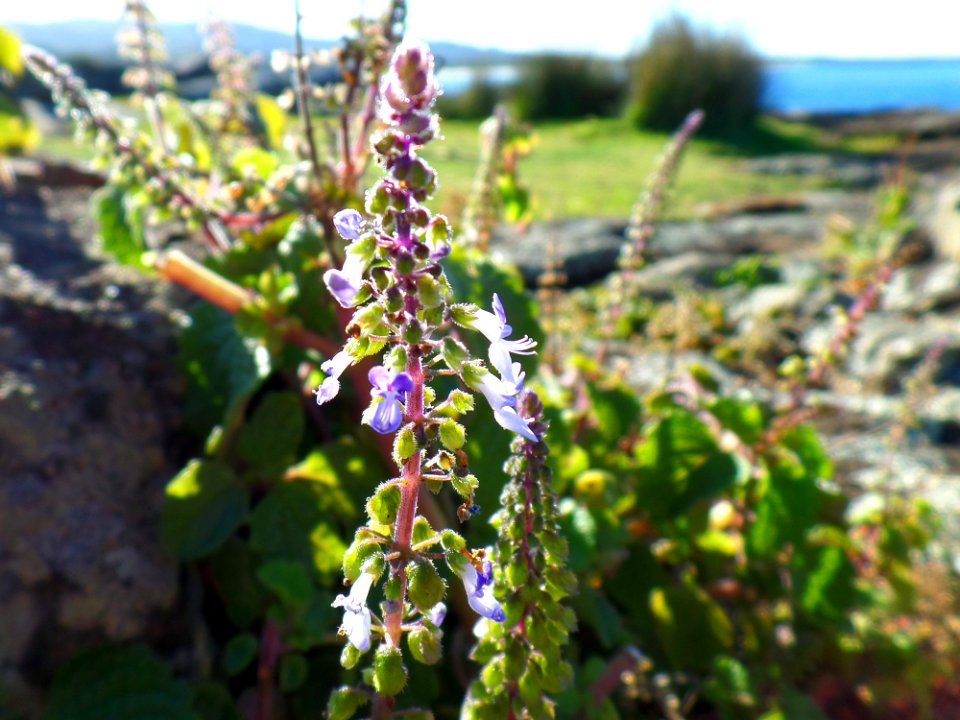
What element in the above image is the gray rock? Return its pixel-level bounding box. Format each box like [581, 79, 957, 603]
[0, 187, 185, 698]
[802, 314, 960, 392]
[923, 178, 960, 261]
[728, 283, 807, 322]
[881, 261, 960, 312]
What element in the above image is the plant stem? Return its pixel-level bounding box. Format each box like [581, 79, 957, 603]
[383, 351, 424, 647]
[256, 619, 281, 720]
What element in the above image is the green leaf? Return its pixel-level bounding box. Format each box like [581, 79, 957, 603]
[209, 539, 267, 629]
[279, 653, 309, 692]
[161, 459, 248, 560]
[254, 94, 287, 150]
[92, 185, 148, 268]
[649, 584, 733, 672]
[178, 304, 272, 437]
[191, 681, 241, 720]
[0, 27, 23, 79]
[257, 559, 314, 609]
[794, 546, 857, 623]
[230, 146, 279, 178]
[249, 480, 349, 585]
[748, 462, 819, 559]
[237, 391, 304, 476]
[222, 634, 258, 677]
[46, 644, 197, 720]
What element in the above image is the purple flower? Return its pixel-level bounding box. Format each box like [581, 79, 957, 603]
[470, 293, 537, 387]
[426, 602, 446, 627]
[333, 209, 363, 240]
[314, 350, 354, 405]
[457, 560, 505, 622]
[323, 251, 365, 308]
[362, 366, 414, 434]
[332, 572, 374, 650]
[472, 371, 538, 442]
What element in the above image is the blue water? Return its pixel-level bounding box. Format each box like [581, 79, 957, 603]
[761, 59, 960, 113]
[440, 59, 960, 114]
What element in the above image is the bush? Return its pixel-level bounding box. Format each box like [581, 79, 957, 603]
[627, 15, 762, 137]
[511, 53, 625, 121]
[436, 69, 502, 119]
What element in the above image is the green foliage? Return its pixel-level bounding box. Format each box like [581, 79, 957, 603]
[160, 459, 248, 560]
[511, 54, 625, 121]
[46, 645, 197, 720]
[627, 15, 762, 138]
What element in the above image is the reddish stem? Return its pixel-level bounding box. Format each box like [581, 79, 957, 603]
[256, 619, 282, 720]
[383, 351, 424, 647]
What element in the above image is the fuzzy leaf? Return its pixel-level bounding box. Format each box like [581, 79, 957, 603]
[237, 391, 304, 476]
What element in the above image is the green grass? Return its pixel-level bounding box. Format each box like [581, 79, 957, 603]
[33, 112, 895, 221]
[423, 116, 848, 220]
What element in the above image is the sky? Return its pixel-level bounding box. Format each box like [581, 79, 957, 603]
[6, 0, 960, 59]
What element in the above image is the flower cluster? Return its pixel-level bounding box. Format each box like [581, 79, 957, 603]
[463, 390, 576, 719]
[312, 40, 538, 699]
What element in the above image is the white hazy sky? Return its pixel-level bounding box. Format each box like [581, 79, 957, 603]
[6, 0, 960, 59]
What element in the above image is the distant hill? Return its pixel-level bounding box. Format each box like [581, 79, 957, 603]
[8, 20, 523, 68]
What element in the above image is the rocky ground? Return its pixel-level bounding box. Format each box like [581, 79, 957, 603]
[2, 110, 960, 711]
[0, 173, 192, 714]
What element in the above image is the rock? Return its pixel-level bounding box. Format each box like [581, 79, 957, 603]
[882, 261, 960, 312]
[728, 283, 807, 322]
[924, 178, 960, 261]
[0, 187, 186, 701]
[743, 154, 885, 189]
[801, 313, 960, 393]
[627, 252, 735, 295]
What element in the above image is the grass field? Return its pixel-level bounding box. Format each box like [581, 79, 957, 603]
[423, 115, 893, 220]
[32, 112, 897, 221]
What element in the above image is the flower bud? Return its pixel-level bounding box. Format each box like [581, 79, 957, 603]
[394, 250, 415, 276]
[407, 625, 442, 665]
[407, 560, 446, 613]
[373, 646, 407, 696]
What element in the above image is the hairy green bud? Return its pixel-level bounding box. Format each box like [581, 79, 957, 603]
[373, 646, 407, 696]
[406, 560, 446, 613]
[366, 483, 402, 525]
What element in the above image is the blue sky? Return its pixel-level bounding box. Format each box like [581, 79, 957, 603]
[7, 0, 960, 59]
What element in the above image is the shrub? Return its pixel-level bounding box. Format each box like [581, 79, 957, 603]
[511, 53, 625, 121]
[627, 15, 762, 137]
[436, 68, 502, 119]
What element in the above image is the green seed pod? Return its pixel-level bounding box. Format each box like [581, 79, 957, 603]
[402, 320, 424, 345]
[373, 646, 407, 696]
[395, 250, 415, 276]
[394, 426, 418, 464]
[407, 625, 442, 665]
[417, 274, 442, 308]
[448, 303, 477, 328]
[407, 560, 446, 613]
[366, 483, 402, 525]
[341, 642, 364, 670]
[450, 473, 478, 499]
[440, 337, 469, 371]
[326, 687, 368, 720]
[411, 515, 435, 546]
[383, 575, 402, 601]
[427, 215, 450, 245]
[385, 285, 404, 313]
[366, 183, 390, 215]
[440, 529, 465, 551]
[439, 418, 466, 451]
[342, 537, 381, 582]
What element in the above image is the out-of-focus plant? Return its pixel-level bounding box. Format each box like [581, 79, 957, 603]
[512, 53, 625, 122]
[627, 15, 761, 138]
[0, 26, 39, 156]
